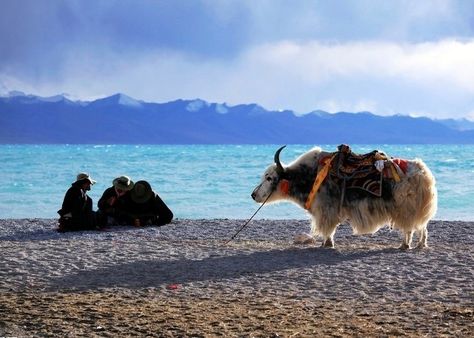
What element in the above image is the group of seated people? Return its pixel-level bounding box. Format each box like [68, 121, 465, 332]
[57, 173, 173, 232]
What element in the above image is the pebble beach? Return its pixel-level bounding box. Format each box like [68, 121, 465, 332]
[0, 218, 473, 337]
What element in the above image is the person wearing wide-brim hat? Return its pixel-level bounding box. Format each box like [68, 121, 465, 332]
[57, 172, 98, 232]
[97, 175, 135, 226]
[125, 180, 173, 227]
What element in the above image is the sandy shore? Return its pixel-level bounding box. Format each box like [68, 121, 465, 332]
[0, 218, 472, 337]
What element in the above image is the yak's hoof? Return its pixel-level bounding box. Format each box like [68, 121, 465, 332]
[398, 243, 410, 250]
[415, 242, 428, 249]
[322, 239, 334, 248]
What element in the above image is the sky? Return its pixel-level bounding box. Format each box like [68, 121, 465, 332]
[1, 0, 474, 120]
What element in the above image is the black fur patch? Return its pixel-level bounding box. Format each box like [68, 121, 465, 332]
[286, 164, 318, 203]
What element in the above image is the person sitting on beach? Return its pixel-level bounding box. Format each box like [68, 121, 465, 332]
[97, 175, 135, 226]
[125, 180, 173, 226]
[57, 172, 98, 232]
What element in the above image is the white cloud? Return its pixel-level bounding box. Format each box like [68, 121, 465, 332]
[229, 39, 474, 117]
[242, 39, 474, 91]
[400, 40, 474, 91]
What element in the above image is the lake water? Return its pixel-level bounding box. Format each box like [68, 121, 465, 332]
[1, 144, 473, 221]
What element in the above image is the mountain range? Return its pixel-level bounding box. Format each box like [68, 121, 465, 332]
[1, 91, 473, 144]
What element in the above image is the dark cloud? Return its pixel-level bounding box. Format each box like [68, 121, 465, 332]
[2, 0, 474, 77]
[100, 1, 251, 57]
[0, 1, 72, 77]
[0, 0, 252, 72]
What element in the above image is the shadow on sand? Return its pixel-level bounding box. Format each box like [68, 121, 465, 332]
[48, 246, 400, 291]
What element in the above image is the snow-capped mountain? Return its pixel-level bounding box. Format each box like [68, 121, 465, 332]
[1, 91, 473, 144]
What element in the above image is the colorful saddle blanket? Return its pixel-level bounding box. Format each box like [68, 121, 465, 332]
[329, 144, 405, 197]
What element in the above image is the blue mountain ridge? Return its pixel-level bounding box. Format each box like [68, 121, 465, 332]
[1, 92, 473, 144]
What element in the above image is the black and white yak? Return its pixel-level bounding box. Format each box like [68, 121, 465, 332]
[251, 146, 437, 249]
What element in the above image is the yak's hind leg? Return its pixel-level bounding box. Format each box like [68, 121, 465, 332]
[415, 226, 429, 249]
[399, 230, 413, 250]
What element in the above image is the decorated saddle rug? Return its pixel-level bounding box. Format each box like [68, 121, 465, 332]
[343, 171, 383, 196]
[329, 144, 404, 197]
[304, 144, 407, 209]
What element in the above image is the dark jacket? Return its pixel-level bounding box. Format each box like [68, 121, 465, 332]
[97, 187, 132, 224]
[125, 193, 173, 226]
[58, 182, 96, 230]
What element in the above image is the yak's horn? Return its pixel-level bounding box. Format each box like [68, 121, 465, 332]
[274, 145, 286, 176]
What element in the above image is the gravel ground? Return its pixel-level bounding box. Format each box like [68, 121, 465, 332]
[0, 218, 473, 337]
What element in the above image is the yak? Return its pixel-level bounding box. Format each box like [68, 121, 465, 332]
[251, 145, 437, 249]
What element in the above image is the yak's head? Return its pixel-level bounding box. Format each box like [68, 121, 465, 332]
[251, 145, 288, 203]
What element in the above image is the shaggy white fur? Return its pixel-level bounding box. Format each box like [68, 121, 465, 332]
[252, 146, 437, 249]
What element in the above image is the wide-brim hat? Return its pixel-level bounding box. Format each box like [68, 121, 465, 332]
[75, 172, 96, 185]
[131, 180, 154, 204]
[113, 175, 134, 191]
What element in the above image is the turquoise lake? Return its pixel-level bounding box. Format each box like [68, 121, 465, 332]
[1, 144, 473, 220]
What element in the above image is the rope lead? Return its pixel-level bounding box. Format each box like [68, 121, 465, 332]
[223, 192, 273, 245]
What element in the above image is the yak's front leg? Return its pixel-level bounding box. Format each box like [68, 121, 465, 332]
[315, 222, 338, 248]
[399, 230, 413, 250]
[311, 213, 339, 249]
[322, 236, 335, 248]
